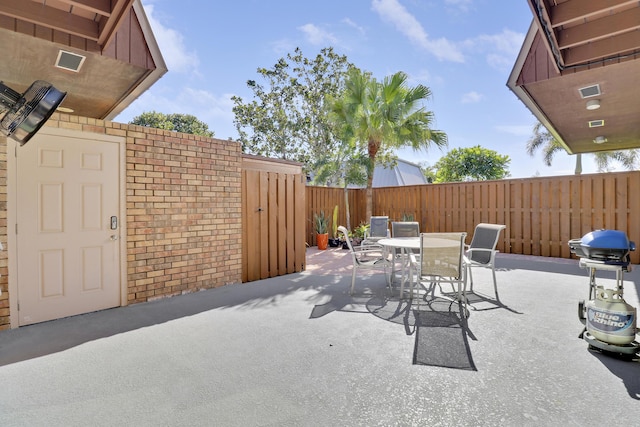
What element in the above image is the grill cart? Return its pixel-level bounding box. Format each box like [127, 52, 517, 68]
[568, 230, 640, 357]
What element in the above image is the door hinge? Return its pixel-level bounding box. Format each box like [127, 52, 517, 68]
[15, 223, 18, 234]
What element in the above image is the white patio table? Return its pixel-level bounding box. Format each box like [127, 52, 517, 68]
[378, 237, 419, 297]
[378, 236, 460, 298]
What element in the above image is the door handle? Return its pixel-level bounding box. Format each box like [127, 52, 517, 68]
[110, 235, 118, 241]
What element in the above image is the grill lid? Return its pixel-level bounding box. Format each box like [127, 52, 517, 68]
[581, 229, 633, 251]
[568, 229, 635, 264]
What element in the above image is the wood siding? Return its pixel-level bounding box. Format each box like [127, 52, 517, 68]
[307, 172, 640, 264]
[0, 7, 154, 69]
[517, 31, 560, 85]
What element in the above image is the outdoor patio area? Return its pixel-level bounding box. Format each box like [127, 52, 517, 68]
[1, 248, 639, 426]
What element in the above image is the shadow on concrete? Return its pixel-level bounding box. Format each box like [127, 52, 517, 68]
[0, 273, 337, 367]
[591, 349, 640, 399]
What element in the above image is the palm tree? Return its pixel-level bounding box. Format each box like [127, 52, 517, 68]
[593, 150, 640, 172]
[527, 122, 582, 174]
[328, 68, 447, 220]
[527, 122, 638, 174]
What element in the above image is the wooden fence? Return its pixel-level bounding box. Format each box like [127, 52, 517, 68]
[242, 155, 306, 282]
[306, 171, 640, 264]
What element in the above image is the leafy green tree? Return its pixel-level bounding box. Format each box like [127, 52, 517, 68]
[232, 47, 352, 166]
[312, 139, 368, 230]
[130, 111, 214, 137]
[327, 68, 447, 220]
[527, 122, 638, 174]
[432, 145, 510, 182]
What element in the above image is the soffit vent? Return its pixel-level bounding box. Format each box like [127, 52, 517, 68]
[579, 84, 601, 99]
[55, 50, 86, 72]
[589, 119, 605, 128]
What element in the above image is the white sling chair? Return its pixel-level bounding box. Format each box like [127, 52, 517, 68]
[338, 226, 391, 295]
[412, 232, 468, 315]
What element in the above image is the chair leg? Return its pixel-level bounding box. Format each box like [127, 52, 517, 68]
[385, 267, 392, 291]
[491, 267, 500, 302]
[390, 256, 397, 284]
[462, 273, 470, 317]
[467, 265, 474, 292]
[350, 269, 357, 295]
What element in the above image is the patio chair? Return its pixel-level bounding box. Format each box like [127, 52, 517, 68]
[338, 226, 391, 295]
[412, 232, 468, 315]
[391, 221, 420, 238]
[389, 221, 421, 282]
[362, 216, 390, 246]
[465, 223, 506, 301]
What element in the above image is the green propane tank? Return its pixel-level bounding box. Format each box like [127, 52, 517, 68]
[586, 286, 637, 345]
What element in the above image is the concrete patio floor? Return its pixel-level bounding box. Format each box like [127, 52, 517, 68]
[1, 248, 639, 426]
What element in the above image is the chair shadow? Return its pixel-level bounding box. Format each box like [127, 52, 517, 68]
[410, 297, 477, 370]
[459, 290, 524, 315]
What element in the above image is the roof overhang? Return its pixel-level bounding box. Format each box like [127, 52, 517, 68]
[508, 0, 640, 154]
[0, 0, 166, 120]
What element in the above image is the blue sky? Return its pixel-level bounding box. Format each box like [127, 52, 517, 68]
[115, 0, 601, 178]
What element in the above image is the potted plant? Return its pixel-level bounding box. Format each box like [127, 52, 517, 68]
[352, 222, 369, 246]
[401, 212, 414, 221]
[314, 210, 329, 250]
[328, 205, 340, 247]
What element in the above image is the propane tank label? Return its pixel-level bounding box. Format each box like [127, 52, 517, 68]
[587, 307, 635, 335]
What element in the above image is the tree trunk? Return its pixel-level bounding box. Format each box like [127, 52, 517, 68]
[365, 175, 373, 222]
[574, 153, 582, 175]
[343, 184, 351, 231]
[365, 140, 378, 222]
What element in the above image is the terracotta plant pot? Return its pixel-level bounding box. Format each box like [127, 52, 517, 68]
[317, 233, 329, 250]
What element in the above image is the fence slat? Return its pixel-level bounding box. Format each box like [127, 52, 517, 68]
[307, 171, 640, 263]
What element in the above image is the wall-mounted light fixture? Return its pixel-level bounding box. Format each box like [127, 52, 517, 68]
[593, 136, 607, 144]
[586, 99, 600, 110]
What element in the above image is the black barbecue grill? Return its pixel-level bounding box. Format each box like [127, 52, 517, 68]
[569, 229, 635, 266]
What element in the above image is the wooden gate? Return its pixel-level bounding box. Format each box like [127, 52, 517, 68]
[242, 155, 306, 282]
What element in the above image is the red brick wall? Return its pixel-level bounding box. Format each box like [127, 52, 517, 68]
[0, 114, 243, 329]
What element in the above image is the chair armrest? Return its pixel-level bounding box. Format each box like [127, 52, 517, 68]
[466, 248, 495, 254]
[354, 244, 384, 259]
[465, 248, 497, 265]
[356, 243, 383, 252]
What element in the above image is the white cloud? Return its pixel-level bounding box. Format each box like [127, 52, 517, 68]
[271, 39, 297, 56]
[463, 29, 525, 71]
[142, 4, 200, 75]
[371, 0, 464, 63]
[176, 88, 235, 120]
[408, 69, 432, 84]
[298, 23, 338, 46]
[495, 124, 533, 137]
[461, 91, 482, 104]
[445, 0, 474, 13]
[342, 18, 366, 36]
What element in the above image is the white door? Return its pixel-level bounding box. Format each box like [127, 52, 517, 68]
[16, 130, 121, 326]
